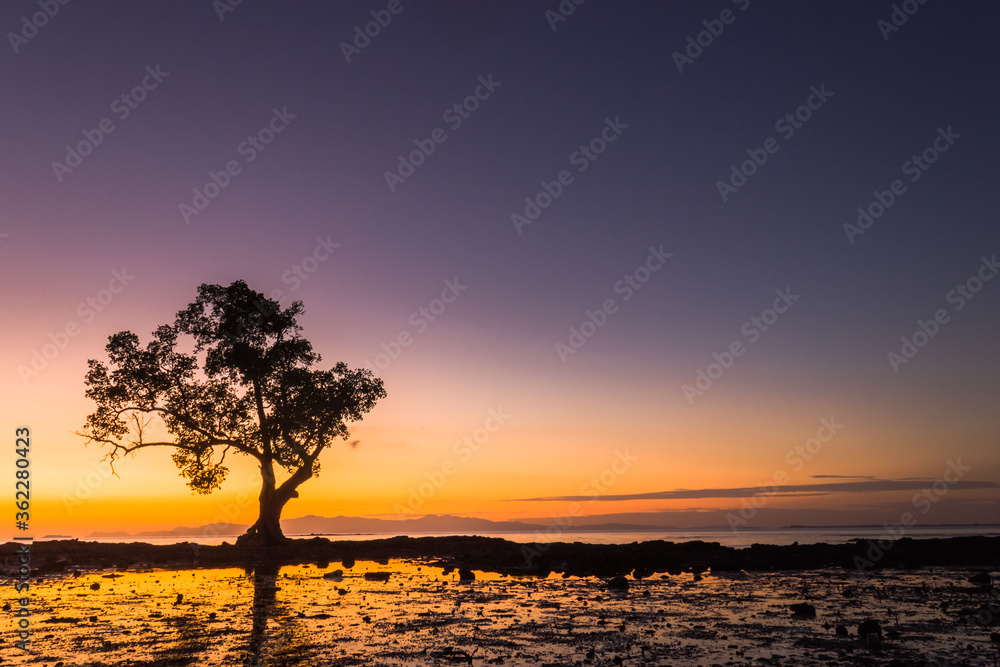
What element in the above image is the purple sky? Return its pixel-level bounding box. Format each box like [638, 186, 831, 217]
[2, 1, 998, 532]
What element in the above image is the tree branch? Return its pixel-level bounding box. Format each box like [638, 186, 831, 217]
[111, 405, 262, 460]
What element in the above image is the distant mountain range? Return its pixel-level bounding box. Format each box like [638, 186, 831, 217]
[88, 514, 677, 538]
[283, 514, 678, 535]
[89, 524, 248, 538]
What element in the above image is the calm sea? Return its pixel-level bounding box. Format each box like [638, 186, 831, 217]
[63, 525, 1000, 548]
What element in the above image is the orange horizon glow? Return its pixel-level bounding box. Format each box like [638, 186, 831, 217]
[5, 280, 999, 539]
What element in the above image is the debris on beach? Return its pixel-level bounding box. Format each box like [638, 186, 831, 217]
[969, 570, 993, 585]
[790, 602, 816, 618]
[606, 575, 629, 592]
[429, 646, 476, 664]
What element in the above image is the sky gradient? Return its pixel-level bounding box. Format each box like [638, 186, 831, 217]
[2, 1, 998, 536]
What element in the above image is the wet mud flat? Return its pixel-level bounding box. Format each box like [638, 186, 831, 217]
[3, 560, 999, 666]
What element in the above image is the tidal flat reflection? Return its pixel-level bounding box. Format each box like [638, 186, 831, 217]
[6, 560, 1000, 665]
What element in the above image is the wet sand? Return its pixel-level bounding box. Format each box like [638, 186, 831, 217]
[3, 537, 1000, 665]
[4, 559, 1000, 666]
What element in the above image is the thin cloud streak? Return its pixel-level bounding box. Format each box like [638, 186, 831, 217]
[515, 479, 1000, 502]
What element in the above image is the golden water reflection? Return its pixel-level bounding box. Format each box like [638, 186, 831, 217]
[4, 559, 998, 665]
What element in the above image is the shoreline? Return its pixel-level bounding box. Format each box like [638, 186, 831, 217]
[5, 534, 1000, 577]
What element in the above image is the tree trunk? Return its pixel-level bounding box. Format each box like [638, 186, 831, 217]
[238, 489, 289, 546]
[237, 461, 292, 547]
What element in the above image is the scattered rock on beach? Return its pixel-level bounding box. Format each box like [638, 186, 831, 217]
[858, 618, 883, 638]
[606, 576, 629, 592]
[976, 604, 1000, 625]
[835, 624, 848, 636]
[323, 569, 344, 580]
[364, 571, 391, 582]
[969, 570, 992, 585]
[790, 602, 816, 618]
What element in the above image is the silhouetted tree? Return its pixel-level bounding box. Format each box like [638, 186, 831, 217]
[79, 280, 385, 546]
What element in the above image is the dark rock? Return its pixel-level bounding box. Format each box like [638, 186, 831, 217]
[341, 556, 355, 569]
[790, 603, 816, 618]
[858, 618, 882, 638]
[969, 570, 992, 585]
[835, 624, 848, 636]
[459, 568, 475, 581]
[322, 569, 344, 580]
[8, 534, 1000, 581]
[363, 571, 391, 582]
[89, 582, 100, 591]
[976, 604, 1000, 625]
[607, 575, 629, 592]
